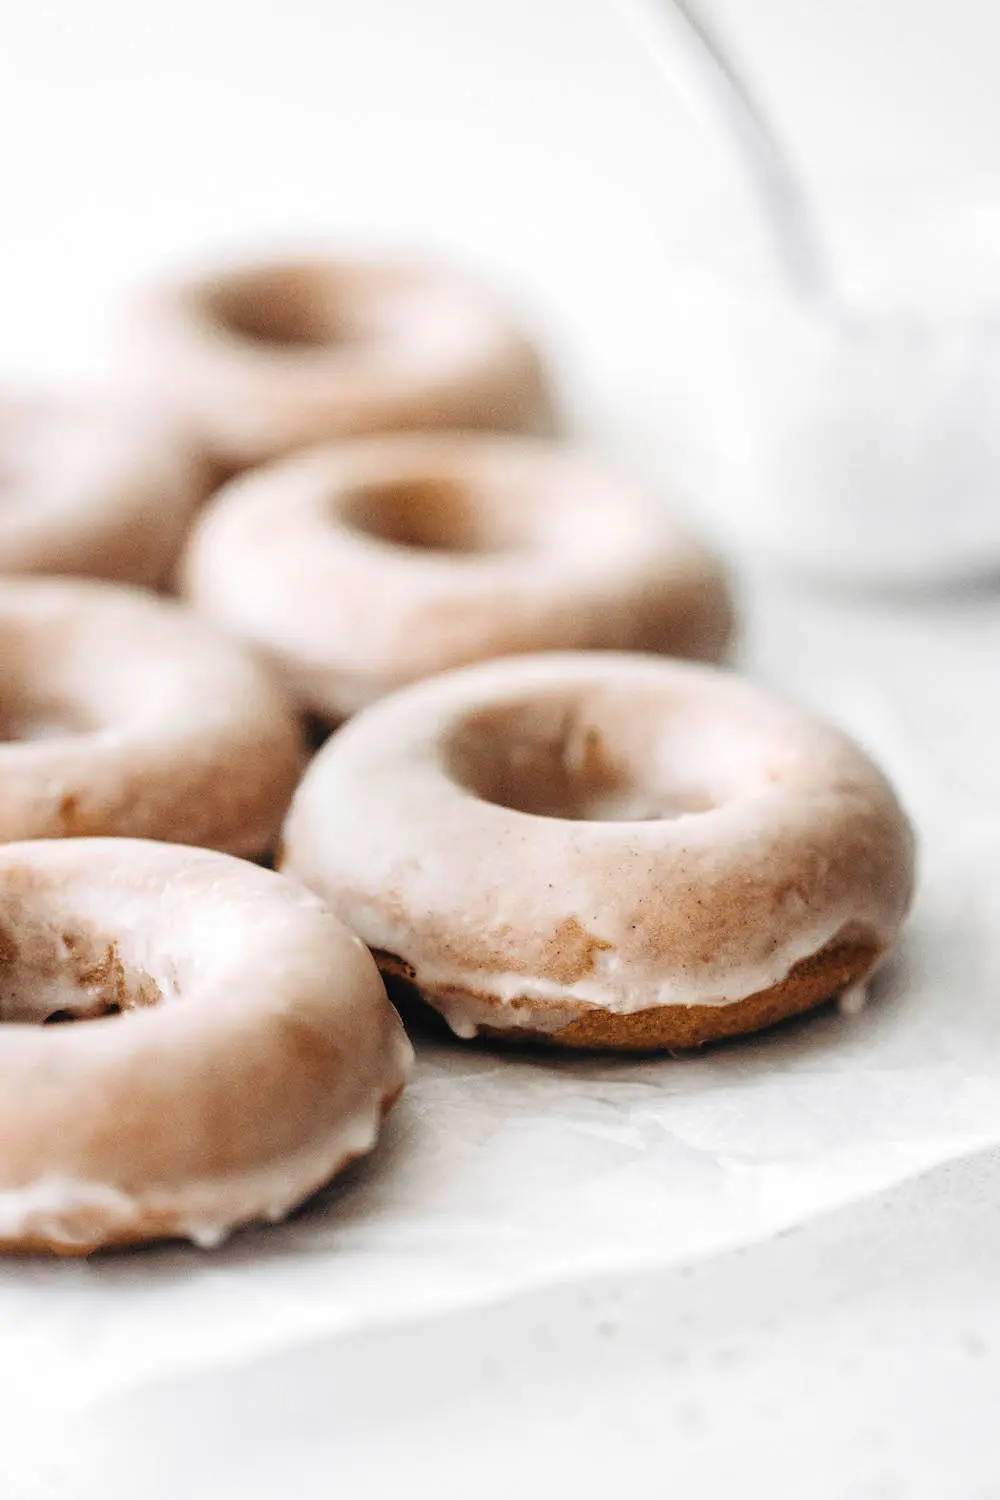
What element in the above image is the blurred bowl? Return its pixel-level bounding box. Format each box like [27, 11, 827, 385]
[655, 178, 1000, 586]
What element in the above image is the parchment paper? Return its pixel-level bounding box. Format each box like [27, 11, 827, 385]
[0, 578, 996, 1467]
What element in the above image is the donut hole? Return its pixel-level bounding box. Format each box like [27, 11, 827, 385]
[445, 697, 718, 821]
[0, 919, 162, 1025]
[341, 475, 520, 555]
[204, 266, 366, 350]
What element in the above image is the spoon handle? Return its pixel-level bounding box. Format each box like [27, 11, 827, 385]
[626, 0, 834, 305]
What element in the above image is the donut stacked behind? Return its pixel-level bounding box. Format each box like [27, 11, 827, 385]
[181, 431, 735, 722]
[0, 576, 302, 855]
[0, 391, 203, 585]
[129, 255, 554, 469]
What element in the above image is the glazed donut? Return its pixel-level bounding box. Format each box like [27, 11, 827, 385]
[130, 256, 552, 468]
[181, 433, 735, 722]
[281, 652, 916, 1051]
[0, 391, 203, 585]
[0, 838, 411, 1253]
[0, 577, 302, 856]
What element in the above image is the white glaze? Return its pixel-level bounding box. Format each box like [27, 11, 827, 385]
[378, 921, 858, 1030]
[130, 256, 551, 467]
[0, 576, 303, 855]
[838, 982, 869, 1018]
[0, 839, 412, 1252]
[282, 653, 915, 1036]
[180, 432, 733, 723]
[0, 1106, 389, 1250]
[0, 389, 203, 585]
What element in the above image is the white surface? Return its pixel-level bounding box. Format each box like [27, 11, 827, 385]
[5, 575, 998, 1500]
[1, 2, 999, 1497]
[29, 1147, 1000, 1500]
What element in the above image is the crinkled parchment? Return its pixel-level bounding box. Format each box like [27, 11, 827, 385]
[0, 580, 996, 1463]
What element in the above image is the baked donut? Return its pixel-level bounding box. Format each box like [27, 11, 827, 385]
[0, 576, 302, 856]
[181, 433, 735, 722]
[0, 390, 203, 585]
[281, 652, 916, 1050]
[130, 256, 552, 468]
[0, 838, 411, 1253]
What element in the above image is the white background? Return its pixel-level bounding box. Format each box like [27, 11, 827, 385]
[5, 0, 1000, 391]
[3, 3, 1000, 1497]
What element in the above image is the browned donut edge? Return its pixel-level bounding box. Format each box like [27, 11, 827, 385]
[376, 938, 880, 1053]
[0, 1080, 406, 1259]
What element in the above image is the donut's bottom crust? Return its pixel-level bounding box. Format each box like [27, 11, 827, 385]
[376, 940, 880, 1053]
[0, 1081, 405, 1258]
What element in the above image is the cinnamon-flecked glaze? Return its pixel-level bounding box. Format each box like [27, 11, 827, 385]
[130, 257, 552, 468]
[0, 577, 303, 856]
[181, 433, 734, 722]
[0, 840, 412, 1253]
[0, 391, 203, 585]
[281, 653, 915, 1050]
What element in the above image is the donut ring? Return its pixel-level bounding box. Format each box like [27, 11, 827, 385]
[131, 256, 552, 468]
[0, 838, 411, 1253]
[0, 577, 302, 855]
[281, 652, 916, 1051]
[181, 433, 735, 722]
[0, 391, 203, 585]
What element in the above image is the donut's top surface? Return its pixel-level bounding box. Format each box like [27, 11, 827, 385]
[182, 433, 734, 718]
[132, 256, 551, 462]
[283, 653, 916, 1031]
[0, 838, 411, 1252]
[0, 576, 303, 854]
[0, 390, 202, 584]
